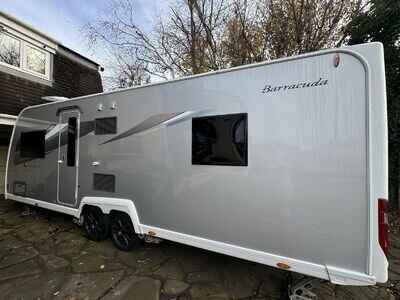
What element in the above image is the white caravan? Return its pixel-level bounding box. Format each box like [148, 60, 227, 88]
[5, 43, 389, 289]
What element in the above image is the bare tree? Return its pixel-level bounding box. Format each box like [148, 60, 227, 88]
[83, 0, 229, 88]
[83, 0, 362, 89]
[260, 0, 362, 59]
[102, 47, 151, 89]
[223, 0, 266, 66]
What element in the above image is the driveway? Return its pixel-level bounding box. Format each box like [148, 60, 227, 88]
[0, 196, 397, 299]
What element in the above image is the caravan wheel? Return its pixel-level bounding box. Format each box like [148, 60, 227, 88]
[83, 206, 109, 241]
[110, 212, 141, 251]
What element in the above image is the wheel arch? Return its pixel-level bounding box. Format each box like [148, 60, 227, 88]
[77, 197, 142, 234]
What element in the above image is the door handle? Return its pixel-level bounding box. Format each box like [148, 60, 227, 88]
[58, 160, 64, 164]
[92, 161, 100, 166]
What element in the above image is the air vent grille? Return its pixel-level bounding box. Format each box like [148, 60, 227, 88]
[93, 173, 115, 192]
[95, 117, 117, 135]
[13, 181, 27, 196]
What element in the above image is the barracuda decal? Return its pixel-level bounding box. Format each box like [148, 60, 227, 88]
[262, 77, 328, 93]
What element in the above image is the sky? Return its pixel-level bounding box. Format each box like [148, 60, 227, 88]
[0, 0, 167, 65]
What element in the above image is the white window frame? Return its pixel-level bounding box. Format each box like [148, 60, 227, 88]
[23, 43, 50, 78]
[0, 31, 22, 68]
[0, 30, 51, 80]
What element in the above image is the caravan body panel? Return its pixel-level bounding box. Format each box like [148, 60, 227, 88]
[5, 43, 388, 285]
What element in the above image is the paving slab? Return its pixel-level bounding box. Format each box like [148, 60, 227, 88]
[40, 253, 71, 271]
[176, 253, 208, 273]
[222, 264, 259, 299]
[153, 258, 185, 280]
[187, 268, 222, 284]
[389, 246, 400, 259]
[37, 231, 87, 256]
[0, 276, 37, 300]
[0, 259, 42, 282]
[0, 235, 29, 253]
[389, 233, 400, 247]
[0, 246, 39, 269]
[71, 253, 127, 273]
[55, 270, 125, 299]
[102, 275, 161, 300]
[389, 259, 400, 274]
[189, 283, 229, 299]
[163, 241, 208, 272]
[163, 279, 190, 295]
[84, 239, 119, 259]
[2, 271, 66, 299]
[0, 210, 22, 222]
[257, 277, 288, 297]
[337, 285, 390, 300]
[389, 270, 400, 281]
[0, 228, 14, 236]
[13, 221, 57, 242]
[117, 246, 168, 272]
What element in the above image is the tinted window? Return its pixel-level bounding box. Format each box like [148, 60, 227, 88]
[95, 117, 117, 135]
[192, 113, 248, 166]
[20, 130, 45, 158]
[67, 117, 77, 167]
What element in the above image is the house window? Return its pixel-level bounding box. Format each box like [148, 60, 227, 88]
[26, 45, 46, 75]
[0, 32, 20, 67]
[192, 113, 248, 166]
[0, 31, 51, 80]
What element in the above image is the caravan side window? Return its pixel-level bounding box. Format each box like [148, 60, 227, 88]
[192, 113, 248, 166]
[20, 130, 46, 158]
[95, 117, 117, 135]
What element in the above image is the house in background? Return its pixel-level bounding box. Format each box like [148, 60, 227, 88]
[0, 11, 103, 194]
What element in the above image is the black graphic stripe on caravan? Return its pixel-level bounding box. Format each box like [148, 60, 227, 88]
[101, 112, 185, 145]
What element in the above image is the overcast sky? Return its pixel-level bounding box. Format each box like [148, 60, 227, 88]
[0, 0, 167, 64]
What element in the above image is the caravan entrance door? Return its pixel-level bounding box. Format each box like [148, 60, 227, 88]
[57, 110, 80, 207]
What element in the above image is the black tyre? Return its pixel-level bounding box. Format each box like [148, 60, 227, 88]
[110, 212, 140, 251]
[83, 206, 109, 241]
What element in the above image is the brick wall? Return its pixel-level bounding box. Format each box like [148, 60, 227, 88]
[0, 52, 103, 116]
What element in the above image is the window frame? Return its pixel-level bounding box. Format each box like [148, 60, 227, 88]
[0, 30, 51, 80]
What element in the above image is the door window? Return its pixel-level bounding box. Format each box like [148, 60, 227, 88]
[67, 117, 77, 167]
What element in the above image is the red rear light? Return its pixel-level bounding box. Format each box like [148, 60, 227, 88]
[378, 198, 389, 255]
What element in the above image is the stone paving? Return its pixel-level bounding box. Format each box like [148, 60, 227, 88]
[0, 197, 398, 299]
